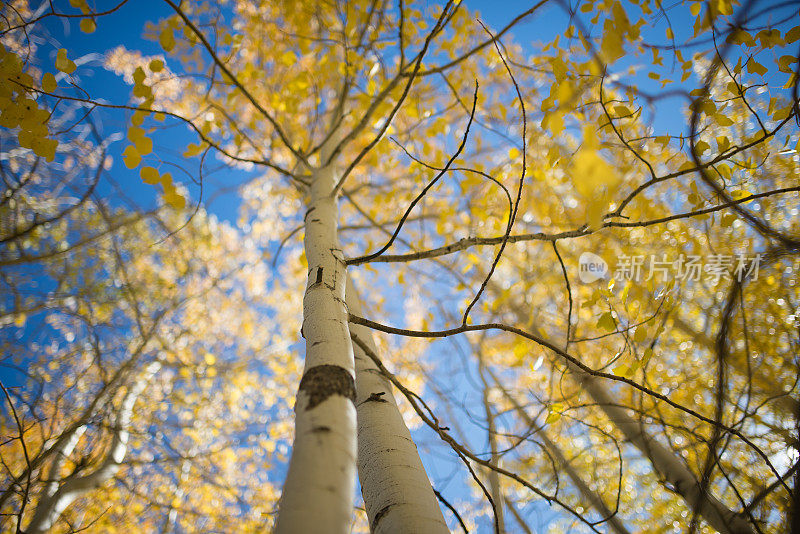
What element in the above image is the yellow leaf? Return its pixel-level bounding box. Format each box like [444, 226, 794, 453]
[569, 149, 621, 198]
[613, 364, 632, 377]
[183, 143, 203, 158]
[165, 191, 186, 210]
[695, 140, 710, 155]
[772, 104, 793, 121]
[131, 110, 148, 126]
[508, 147, 521, 160]
[140, 166, 160, 184]
[41, 72, 57, 93]
[585, 200, 606, 230]
[122, 145, 141, 169]
[716, 114, 734, 126]
[666, 27, 674, 40]
[132, 66, 146, 85]
[79, 18, 96, 33]
[134, 135, 153, 156]
[756, 28, 783, 48]
[55, 49, 76, 74]
[597, 311, 616, 332]
[746, 58, 767, 76]
[777, 55, 797, 73]
[545, 402, 565, 424]
[633, 326, 647, 343]
[542, 110, 564, 135]
[32, 137, 57, 162]
[786, 26, 800, 44]
[726, 28, 756, 47]
[159, 28, 176, 52]
[613, 105, 631, 117]
[149, 59, 164, 72]
[600, 23, 625, 63]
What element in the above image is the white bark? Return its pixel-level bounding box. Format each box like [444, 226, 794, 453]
[39, 425, 87, 502]
[25, 361, 160, 534]
[346, 276, 448, 534]
[275, 142, 357, 534]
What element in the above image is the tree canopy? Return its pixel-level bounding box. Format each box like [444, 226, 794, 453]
[1, 0, 799, 532]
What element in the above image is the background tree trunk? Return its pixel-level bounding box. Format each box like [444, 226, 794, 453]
[347, 276, 449, 534]
[25, 361, 160, 534]
[492, 374, 632, 534]
[510, 304, 754, 534]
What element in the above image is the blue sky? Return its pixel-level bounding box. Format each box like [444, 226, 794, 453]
[7, 0, 799, 531]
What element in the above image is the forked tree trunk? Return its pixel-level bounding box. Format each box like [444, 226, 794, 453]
[275, 141, 357, 533]
[25, 361, 160, 533]
[346, 276, 449, 534]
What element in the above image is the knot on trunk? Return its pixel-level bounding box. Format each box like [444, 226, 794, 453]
[298, 364, 356, 410]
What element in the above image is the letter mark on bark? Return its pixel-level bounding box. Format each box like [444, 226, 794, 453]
[298, 364, 356, 410]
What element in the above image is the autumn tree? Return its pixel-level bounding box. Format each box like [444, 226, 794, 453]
[1, 0, 799, 533]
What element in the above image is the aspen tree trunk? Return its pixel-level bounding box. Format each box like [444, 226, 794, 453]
[161, 458, 190, 533]
[492, 375, 631, 534]
[509, 304, 754, 534]
[346, 276, 449, 534]
[477, 351, 505, 533]
[575, 370, 754, 534]
[503, 497, 533, 534]
[671, 314, 799, 415]
[25, 361, 160, 533]
[274, 139, 357, 533]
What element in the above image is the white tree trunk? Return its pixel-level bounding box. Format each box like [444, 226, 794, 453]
[346, 276, 448, 534]
[275, 144, 357, 533]
[25, 361, 160, 534]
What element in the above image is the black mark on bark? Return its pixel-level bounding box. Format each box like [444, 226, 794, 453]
[298, 364, 356, 410]
[358, 392, 387, 406]
[371, 505, 392, 531]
